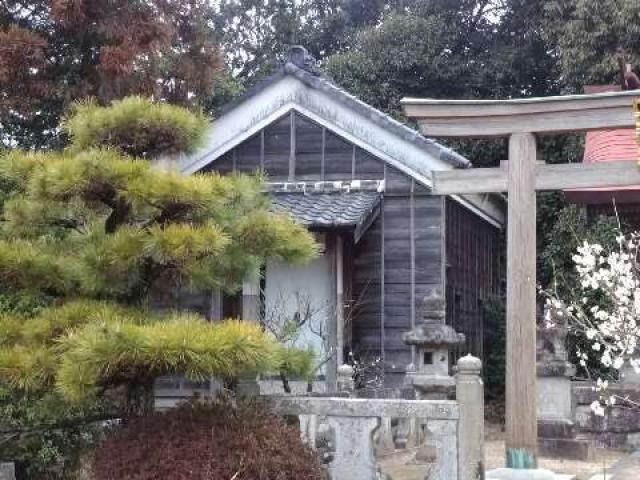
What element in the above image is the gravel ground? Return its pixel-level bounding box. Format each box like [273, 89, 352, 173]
[378, 423, 627, 480]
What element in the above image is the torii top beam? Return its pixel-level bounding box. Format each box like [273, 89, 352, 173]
[402, 89, 640, 470]
[401, 90, 640, 137]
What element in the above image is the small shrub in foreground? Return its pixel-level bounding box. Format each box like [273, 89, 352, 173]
[92, 399, 324, 480]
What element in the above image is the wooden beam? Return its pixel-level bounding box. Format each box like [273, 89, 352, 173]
[289, 110, 296, 181]
[401, 90, 640, 137]
[505, 133, 538, 468]
[433, 167, 508, 195]
[336, 235, 344, 367]
[432, 160, 640, 195]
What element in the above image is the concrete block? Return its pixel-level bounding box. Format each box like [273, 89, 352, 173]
[574, 405, 594, 429]
[627, 431, 640, 449]
[538, 419, 575, 439]
[594, 431, 629, 449]
[538, 437, 594, 461]
[538, 377, 573, 421]
[604, 406, 640, 433]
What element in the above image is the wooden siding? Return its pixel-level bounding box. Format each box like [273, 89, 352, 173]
[203, 111, 386, 182]
[445, 197, 502, 364]
[353, 188, 444, 388]
[263, 115, 291, 178]
[202, 110, 452, 388]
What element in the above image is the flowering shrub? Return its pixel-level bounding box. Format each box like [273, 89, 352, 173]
[543, 233, 640, 415]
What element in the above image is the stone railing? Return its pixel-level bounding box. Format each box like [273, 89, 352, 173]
[263, 355, 484, 480]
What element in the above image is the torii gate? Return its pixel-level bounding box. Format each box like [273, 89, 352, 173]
[402, 90, 640, 468]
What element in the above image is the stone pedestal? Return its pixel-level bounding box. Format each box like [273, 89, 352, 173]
[536, 307, 593, 461]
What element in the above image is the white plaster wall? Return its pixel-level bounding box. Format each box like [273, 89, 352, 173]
[264, 253, 333, 364]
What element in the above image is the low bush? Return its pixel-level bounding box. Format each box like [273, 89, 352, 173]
[92, 399, 324, 480]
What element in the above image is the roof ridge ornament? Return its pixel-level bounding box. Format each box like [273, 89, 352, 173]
[285, 45, 321, 75]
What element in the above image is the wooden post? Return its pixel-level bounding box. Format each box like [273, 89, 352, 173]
[242, 273, 261, 322]
[505, 132, 538, 467]
[209, 290, 222, 321]
[336, 236, 345, 367]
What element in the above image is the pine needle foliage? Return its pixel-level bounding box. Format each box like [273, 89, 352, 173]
[63, 97, 209, 158]
[0, 97, 318, 417]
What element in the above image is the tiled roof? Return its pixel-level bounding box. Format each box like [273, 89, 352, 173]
[272, 191, 381, 234]
[219, 47, 470, 169]
[583, 85, 638, 165]
[566, 85, 640, 204]
[584, 130, 637, 164]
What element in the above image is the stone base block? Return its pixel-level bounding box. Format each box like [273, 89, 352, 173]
[538, 437, 594, 461]
[538, 419, 575, 439]
[486, 468, 575, 480]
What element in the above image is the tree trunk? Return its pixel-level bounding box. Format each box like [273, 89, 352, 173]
[279, 371, 291, 394]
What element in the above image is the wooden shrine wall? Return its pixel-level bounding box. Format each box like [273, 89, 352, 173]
[445, 198, 503, 364]
[202, 110, 454, 387]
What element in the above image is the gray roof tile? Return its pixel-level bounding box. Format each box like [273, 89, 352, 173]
[272, 191, 381, 230]
[220, 47, 470, 169]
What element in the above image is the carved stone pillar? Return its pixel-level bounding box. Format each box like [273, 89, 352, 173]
[327, 416, 379, 479]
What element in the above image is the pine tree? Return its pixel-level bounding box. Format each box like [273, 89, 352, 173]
[0, 97, 317, 420]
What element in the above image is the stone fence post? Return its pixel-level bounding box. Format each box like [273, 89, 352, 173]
[337, 364, 355, 394]
[456, 355, 484, 480]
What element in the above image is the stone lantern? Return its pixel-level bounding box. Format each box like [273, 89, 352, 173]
[403, 291, 465, 399]
[537, 301, 593, 460]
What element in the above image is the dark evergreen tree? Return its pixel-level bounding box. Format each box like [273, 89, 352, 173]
[0, 0, 229, 148]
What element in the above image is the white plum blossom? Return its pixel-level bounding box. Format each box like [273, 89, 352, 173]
[590, 400, 605, 417]
[544, 234, 640, 416]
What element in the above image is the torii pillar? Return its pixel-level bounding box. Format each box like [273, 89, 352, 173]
[402, 90, 640, 468]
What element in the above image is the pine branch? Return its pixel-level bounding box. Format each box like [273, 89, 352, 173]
[50, 218, 86, 234]
[0, 412, 121, 439]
